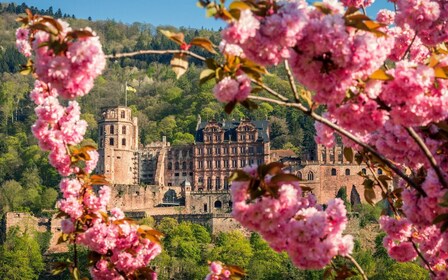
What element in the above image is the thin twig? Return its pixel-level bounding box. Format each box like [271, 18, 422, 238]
[411, 238, 436, 276]
[405, 126, 448, 188]
[248, 94, 425, 196]
[361, 5, 367, 15]
[106, 50, 207, 62]
[284, 60, 300, 103]
[401, 32, 418, 60]
[345, 255, 368, 280]
[251, 79, 290, 102]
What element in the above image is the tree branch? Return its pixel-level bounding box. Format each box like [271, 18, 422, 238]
[345, 255, 368, 280]
[106, 50, 207, 62]
[284, 60, 300, 103]
[401, 32, 418, 61]
[248, 94, 425, 196]
[411, 238, 435, 276]
[251, 79, 290, 102]
[405, 126, 448, 188]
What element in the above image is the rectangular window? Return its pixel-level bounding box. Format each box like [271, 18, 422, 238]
[207, 161, 212, 169]
[216, 160, 221, 168]
[122, 138, 126, 146]
[198, 161, 203, 168]
[240, 147, 245, 153]
[232, 147, 237, 154]
[110, 125, 114, 134]
[240, 160, 246, 167]
[224, 160, 229, 168]
[248, 147, 254, 154]
[223, 147, 228, 154]
[121, 111, 125, 118]
[215, 147, 220, 155]
[109, 138, 114, 146]
[207, 148, 212, 155]
[232, 160, 237, 168]
[122, 126, 126, 134]
[197, 148, 202, 155]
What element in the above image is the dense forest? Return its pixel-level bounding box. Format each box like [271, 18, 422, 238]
[0, 3, 425, 280]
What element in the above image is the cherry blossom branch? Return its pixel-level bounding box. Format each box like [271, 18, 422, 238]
[284, 60, 300, 103]
[411, 238, 436, 276]
[405, 126, 448, 188]
[401, 32, 418, 60]
[251, 79, 290, 102]
[247, 94, 425, 196]
[106, 50, 207, 62]
[345, 254, 368, 280]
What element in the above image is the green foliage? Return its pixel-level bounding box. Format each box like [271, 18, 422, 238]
[354, 203, 382, 228]
[207, 230, 253, 268]
[0, 228, 45, 280]
[377, 262, 429, 280]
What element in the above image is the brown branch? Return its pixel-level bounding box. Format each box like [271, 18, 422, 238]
[401, 32, 418, 61]
[284, 60, 300, 103]
[106, 50, 207, 62]
[405, 126, 448, 188]
[345, 255, 368, 280]
[411, 238, 436, 276]
[248, 94, 425, 196]
[251, 79, 289, 102]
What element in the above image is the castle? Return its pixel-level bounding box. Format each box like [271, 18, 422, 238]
[1, 106, 378, 252]
[96, 106, 371, 219]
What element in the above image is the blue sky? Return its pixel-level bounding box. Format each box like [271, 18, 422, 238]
[10, 0, 393, 30]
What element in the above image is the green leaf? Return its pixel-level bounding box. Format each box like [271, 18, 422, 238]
[199, 69, 216, 85]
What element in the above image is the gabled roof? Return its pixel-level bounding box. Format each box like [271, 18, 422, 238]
[195, 120, 269, 143]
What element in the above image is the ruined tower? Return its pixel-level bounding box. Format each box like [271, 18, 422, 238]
[97, 106, 139, 185]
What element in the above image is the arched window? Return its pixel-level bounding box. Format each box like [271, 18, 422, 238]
[345, 168, 350, 176]
[362, 168, 367, 175]
[297, 171, 303, 180]
[175, 162, 179, 170]
[307, 171, 314, 181]
[378, 169, 383, 175]
[214, 200, 222, 208]
[168, 162, 172, 170]
[331, 168, 337, 176]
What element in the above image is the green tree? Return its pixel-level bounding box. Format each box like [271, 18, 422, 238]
[207, 230, 253, 268]
[0, 228, 45, 280]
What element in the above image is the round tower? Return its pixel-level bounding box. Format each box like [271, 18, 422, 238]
[97, 106, 139, 185]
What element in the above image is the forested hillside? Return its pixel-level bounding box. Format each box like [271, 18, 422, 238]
[0, 2, 316, 214]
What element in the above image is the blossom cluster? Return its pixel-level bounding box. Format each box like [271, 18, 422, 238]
[231, 166, 353, 269]
[215, 0, 448, 278]
[213, 73, 251, 103]
[205, 262, 232, 280]
[16, 17, 161, 280]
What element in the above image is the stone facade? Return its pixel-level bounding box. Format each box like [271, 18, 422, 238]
[97, 109, 271, 215]
[97, 106, 139, 185]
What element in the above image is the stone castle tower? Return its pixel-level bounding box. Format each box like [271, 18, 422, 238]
[97, 106, 139, 185]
